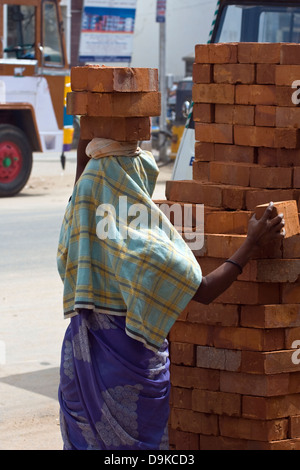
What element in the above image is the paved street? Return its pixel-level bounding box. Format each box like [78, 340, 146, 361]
[0, 150, 173, 450]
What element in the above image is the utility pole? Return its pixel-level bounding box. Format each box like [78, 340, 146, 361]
[156, 0, 168, 162]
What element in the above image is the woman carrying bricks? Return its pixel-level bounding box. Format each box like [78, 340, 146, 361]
[56, 135, 284, 451]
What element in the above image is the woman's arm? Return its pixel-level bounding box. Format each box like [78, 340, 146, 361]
[193, 202, 285, 304]
[74, 138, 90, 184]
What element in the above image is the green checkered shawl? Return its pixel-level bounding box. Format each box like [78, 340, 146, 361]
[57, 150, 202, 351]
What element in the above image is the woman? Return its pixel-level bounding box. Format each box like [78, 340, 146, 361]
[57, 138, 285, 450]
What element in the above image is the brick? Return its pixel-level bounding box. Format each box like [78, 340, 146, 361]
[276, 107, 300, 128]
[276, 86, 296, 106]
[214, 281, 280, 305]
[154, 200, 204, 228]
[289, 416, 300, 438]
[255, 105, 276, 127]
[245, 189, 300, 211]
[255, 200, 300, 237]
[71, 65, 158, 92]
[236, 85, 277, 105]
[240, 350, 300, 375]
[256, 64, 276, 84]
[192, 389, 241, 416]
[194, 142, 215, 161]
[170, 408, 219, 435]
[234, 125, 300, 149]
[285, 327, 300, 349]
[169, 321, 212, 346]
[238, 43, 281, 64]
[195, 123, 233, 144]
[67, 91, 161, 117]
[172, 430, 199, 450]
[214, 104, 254, 125]
[246, 259, 300, 283]
[195, 43, 238, 64]
[214, 144, 255, 163]
[294, 167, 300, 188]
[196, 345, 241, 371]
[192, 83, 235, 104]
[280, 43, 300, 64]
[219, 415, 288, 441]
[222, 185, 249, 210]
[205, 210, 251, 234]
[186, 301, 239, 326]
[258, 148, 300, 167]
[192, 63, 212, 83]
[192, 161, 210, 181]
[281, 280, 300, 304]
[283, 233, 300, 258]
[80, 116, 151, 141]
[209, 161, 252, 186]
[204, 233, 246, 258]
[240, 304, 300, 329]
[172, 387, 192, 409]
[170, 342, 195, 366]
[165, 180, 223, 206]
[289, 372, 300, 393]
[213, 64, 255, 84]
[250, 166, 292, 189]
[213, 325, 284, 351]
[243, 395, 300, 420]
[170, 364, 219, 390]
[220, 371, 289, 396]
[193, 103, 214, 123]
[275, 65, 300, 85]
[199, 435, 300, 450]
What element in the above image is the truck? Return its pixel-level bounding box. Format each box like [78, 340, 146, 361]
[172, 0, 300, 180]
[0, 0, 73, 197]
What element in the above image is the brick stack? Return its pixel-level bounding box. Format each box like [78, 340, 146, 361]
[66, 65, 160, 141]
[160, 43, 300, 450]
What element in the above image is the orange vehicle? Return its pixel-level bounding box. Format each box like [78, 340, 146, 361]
[0, 0, 73, 196]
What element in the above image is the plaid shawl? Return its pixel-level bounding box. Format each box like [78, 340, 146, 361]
[57, 150, 202, 351]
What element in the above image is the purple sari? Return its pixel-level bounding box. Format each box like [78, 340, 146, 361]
[58, 309, 170, 450]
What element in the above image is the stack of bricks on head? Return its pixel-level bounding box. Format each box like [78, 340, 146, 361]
[156, 42, 300, 450]
[67, 65, 161, 141]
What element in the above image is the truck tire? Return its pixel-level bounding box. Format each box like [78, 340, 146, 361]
[0, 124, 33, 197]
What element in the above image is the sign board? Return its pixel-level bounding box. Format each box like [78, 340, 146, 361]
[156, 0, 166, 22]
[79, 0, 137, 63]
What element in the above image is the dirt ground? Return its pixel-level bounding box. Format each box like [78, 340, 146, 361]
[0, 150, 174, 451]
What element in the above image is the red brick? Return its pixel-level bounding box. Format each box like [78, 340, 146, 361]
[276, 107, 300, 128]
[214, 144, 255, 163]
[172, 430, 199, 450]
[170, 364, 219, 390]
[240, 350, 300, 375]
[80, 116, 151, 141]
[214, 104, 254, 125]
[294, 167, 300, 188]
[192, 389, 241, 416]
[195, 123, 233, 144]
[275, 65, 300, 85]
[71, 65, 158, 92]
[186, 300, 239, 326]
[165, 180, 223, 206]
[210, 161, 252, 186]
[276, 86, 297, 106]
[67, 91, 161, 117]
[220, 371, 289, 396]
[255, 200, 300, 237]
[193, 103, 214, 122]
[193, 63, 212, 83]
[194, 142, 215, 161]
[256, 63, 276, 84]
[170, 408, 219, 435]
[170, 342, 195, 366]
[192, 83, 235, 104]
[285, 327, 300, 349]
[192, 161, 210, 181]
[213, 325, 284, 351]
[196, 345, 241, 371]
[219, 415, 288, 441]
[281, 280, 300, 304]
[255, 105, 276, 127]
[280, 43, 300, 64]
[204, 233, 246, 258]
[222, 185, 248, 210]
[245, 188, 300, 211]
[172, 387, 192, 409]
[244, 259, 300, 283]
[258, 148, 300, 167]
[236, 85, 277, 105]
[240, 304, 300, 329]
[250, 166, 292, 189]
[234, 125, 300, 149]
[213, 64, 255, 84]
[199, 435, 300, 450]
[289, 416, 300, 438]
[195, 43, 238, 64]
[283, 233, 300, 258]
[238, 43, 281, 64]
[205, 210, 251, 234]
[243, 395, 300, 419]
[169, 322, 212, 346]
[214, 281, 280, 305]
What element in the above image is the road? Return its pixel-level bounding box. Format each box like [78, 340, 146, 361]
[0, 150, 173, 450]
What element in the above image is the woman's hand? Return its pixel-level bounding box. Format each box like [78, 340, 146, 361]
[246, 201, 286, 248]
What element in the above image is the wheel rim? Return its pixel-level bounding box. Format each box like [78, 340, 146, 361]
[0, 141, 23, 184]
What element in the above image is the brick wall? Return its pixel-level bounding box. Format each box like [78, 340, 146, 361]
[162, 42, 300, 450]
